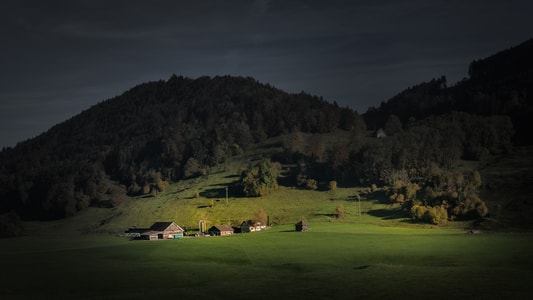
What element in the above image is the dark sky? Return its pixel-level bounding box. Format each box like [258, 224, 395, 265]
[1, 0, 533, 148]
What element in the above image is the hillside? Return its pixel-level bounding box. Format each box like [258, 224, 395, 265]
[2, 39, 533, 235]
[0, 75, 363, 221]
[363, 38, 533, 145]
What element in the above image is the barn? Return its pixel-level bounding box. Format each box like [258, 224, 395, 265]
[208, 224, 234, 236]
[126, 222, 184, 240]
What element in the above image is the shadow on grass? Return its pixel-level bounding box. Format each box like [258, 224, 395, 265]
[259, 141, 283, 149]
[314, 213, 338, 218]
[367, 207, 407, 220]
[199, 187, 225, 198]
[198, 182, 249, 199]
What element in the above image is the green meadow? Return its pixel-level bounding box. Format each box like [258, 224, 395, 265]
[2, 222, 533, 300]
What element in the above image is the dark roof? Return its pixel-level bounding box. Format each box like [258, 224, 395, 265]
[210, 224, 234, 232]
[125, 227, 149, 233]
[150, 222, 176, 231]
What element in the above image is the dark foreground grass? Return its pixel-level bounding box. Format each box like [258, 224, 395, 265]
[1, 223, 533, 300]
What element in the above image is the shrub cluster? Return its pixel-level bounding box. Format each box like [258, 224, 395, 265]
[238, 160, 281, 197]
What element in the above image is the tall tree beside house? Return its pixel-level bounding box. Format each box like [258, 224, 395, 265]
[335, 203, 345, 219]
[254, 208, 268, 225]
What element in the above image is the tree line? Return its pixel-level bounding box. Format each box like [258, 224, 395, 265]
[278, 111, 512, 224]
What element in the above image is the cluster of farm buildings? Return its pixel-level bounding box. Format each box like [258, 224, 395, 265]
[124, 219, 308, 240]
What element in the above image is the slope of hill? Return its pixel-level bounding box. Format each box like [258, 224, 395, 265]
[1, 39, 533, 234]
[0, 75, 362, 220]
[363, 38, 533, 145]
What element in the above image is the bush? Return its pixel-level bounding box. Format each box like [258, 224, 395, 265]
[329, 181, 337, 191]
[306, 179, 318, 190]
[411, 205, 448, 225]
[426, 206, 448, 225]
[452, 194, 489, 219]
[411, 205, 427, 220]
[239, 160, 280, 197]
[336, 203, 345, 219]
[0, 211, 24, 238]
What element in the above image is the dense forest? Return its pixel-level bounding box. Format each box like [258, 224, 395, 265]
[364, 38, 533, 145]
[0, 75, 361, 221]
[0, 38, 532, 233]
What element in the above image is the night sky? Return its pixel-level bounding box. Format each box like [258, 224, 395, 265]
[1, 0, 533, 149]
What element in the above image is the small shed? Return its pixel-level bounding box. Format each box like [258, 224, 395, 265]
[208, 224, 234, 236]
[295, 220, 308, 232]
[376, 128, 387, 138]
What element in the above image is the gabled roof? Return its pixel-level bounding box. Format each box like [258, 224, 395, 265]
[150, 222, 182, 232]
[210, 224, 234, 232]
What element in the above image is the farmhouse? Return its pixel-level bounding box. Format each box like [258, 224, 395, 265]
[208, 224, 234, 236]
[125, 222, 184, 240]
[240, 220, 266, 233]
[295, 220, 308, 232]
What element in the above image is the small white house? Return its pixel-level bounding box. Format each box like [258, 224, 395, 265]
[240, 220, 266, 233]
[376, 128, 387, 138]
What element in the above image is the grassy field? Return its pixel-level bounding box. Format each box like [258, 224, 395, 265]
[1, 222, 532, 300]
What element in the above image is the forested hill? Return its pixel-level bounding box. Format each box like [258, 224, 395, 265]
[1, 39, 531, 224]
[0, 75, 362, 220]
[363, 38, 533, 145]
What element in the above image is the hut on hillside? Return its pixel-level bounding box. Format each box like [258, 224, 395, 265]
[208, 224, 234, 236]
[295, 220, 308, 232]
[376, 128, 387, 138]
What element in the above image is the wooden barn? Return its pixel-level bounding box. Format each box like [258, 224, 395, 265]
[295, 220, 308, 232]
[126, 222, 184, 240]
[208, 224, 234, 236]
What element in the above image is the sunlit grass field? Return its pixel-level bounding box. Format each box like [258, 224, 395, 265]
[2, 222, 532, 300]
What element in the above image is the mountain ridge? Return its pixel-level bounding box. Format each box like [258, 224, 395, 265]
[1, 38, 532, 227]
[363, 38, 533, 145]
